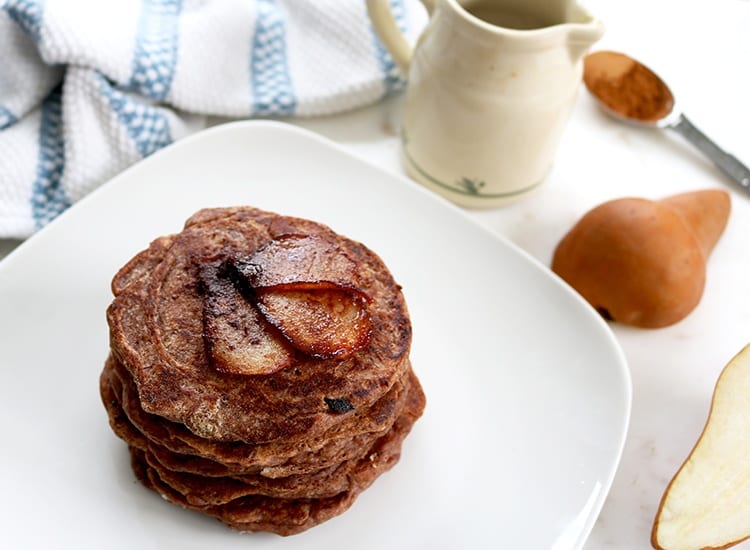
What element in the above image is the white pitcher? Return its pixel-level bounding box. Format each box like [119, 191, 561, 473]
[367, 0, 604, 207]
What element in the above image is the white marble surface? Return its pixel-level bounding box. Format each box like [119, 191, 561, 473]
[2, 1, 749, 548]
[292, 3, 750, 548]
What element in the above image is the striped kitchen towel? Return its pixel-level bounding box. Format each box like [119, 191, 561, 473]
[0, 0, 426, 238]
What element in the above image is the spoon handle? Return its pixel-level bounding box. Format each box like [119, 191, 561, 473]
[668, 113, 750, 193]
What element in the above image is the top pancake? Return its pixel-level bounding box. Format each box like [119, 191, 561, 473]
[107, 207, 412, 444]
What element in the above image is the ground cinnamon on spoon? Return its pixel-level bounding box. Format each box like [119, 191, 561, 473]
[583, 51, 674, 122]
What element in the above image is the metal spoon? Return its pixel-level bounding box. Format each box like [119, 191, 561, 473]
[583, 50, 750, 194]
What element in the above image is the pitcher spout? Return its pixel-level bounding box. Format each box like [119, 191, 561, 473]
[565, 6, 604, 62]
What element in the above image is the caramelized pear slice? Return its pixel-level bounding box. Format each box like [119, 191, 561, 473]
[652, 344, 750, 550]
[256, 286, 371, 358]
[230, 233, 372, 358]
[235, 234, 365, 293]
[200, 264, 293, 375]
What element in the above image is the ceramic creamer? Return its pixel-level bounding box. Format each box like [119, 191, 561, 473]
[367, 0, 604, 207]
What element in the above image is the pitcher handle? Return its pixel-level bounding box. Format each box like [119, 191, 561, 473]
[366, 0, 434, 75]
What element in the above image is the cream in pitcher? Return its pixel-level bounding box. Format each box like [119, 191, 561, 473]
[366, 0, 603, 207]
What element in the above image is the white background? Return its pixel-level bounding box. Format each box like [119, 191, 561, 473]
[2, 1, 750, 548]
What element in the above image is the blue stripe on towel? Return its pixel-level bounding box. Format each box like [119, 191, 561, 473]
[0, 104, 17, 130]
[3, 0, 44, 41]
[250, 0, 296, 116]
[31, 87, 69, 229]
[128, 0, 182, 101]
[98, 74, 172, 157]
[372, 0, 407, 94]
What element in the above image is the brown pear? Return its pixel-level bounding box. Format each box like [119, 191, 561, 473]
[551, 189, 730, 328]
[652, 344, 750, 550]
[661, 190, 731, 258]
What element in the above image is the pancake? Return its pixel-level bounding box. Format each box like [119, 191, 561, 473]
[129, 385, 424, 536]
[100, 206, 425, 536]
[101, 371, 424, 501]
[103, 354, 412, 475]
[101, 355, 421, 477]
[108, 207, 412, 444]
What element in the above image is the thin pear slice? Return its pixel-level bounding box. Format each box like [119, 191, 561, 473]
[236, 234, 365, 293]
[256, 286, 371, 359]
[231, 234, 372, 358]
[652, 344, 750, 550]
[200, 264, 294, 376]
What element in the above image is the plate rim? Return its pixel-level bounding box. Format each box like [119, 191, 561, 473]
[0, 119, 632, 549]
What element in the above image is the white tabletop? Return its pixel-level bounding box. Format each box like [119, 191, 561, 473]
[297, 2, 750, 548]
[2, 1, 749, 548]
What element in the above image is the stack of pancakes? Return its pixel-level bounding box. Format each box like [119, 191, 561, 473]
[100, 207, 425, 535]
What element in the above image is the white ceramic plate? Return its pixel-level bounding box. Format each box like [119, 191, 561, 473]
[0, 121, 630, 549]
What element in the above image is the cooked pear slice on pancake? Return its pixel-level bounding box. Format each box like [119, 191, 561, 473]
[255, 287, 370, 359]
[237, 234, 363, 291]
[232, 234, 372, 358]
[201, 263, 294, 376]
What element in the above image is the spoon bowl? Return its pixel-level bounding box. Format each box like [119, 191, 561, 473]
[583, 50, 750, 193]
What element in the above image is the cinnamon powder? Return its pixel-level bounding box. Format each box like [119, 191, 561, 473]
[583, 51, 674, 122]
